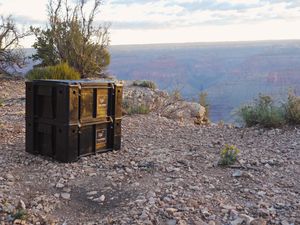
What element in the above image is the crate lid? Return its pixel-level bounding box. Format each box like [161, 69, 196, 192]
[27, 79, 122, 86]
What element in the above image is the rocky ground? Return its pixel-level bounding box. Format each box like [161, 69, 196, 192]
[0, 77, 299, 225]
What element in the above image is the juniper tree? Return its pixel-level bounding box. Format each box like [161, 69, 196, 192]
[31, 0, 110, 78]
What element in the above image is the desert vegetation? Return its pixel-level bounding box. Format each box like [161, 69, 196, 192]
[284, 91, 300, 124]
[238, 92, 300, 128]
[30, 0, 110, 78]
[238, 94, 285, 128]
[132, 80, 157, 90]
[0, 0, 110, 79]
[0, 98, 3, 107]
[218, 144, 240, 166]
[122, 100, 150, 115]
[195, 92, 210, 124]
[26, 63, 80, 80]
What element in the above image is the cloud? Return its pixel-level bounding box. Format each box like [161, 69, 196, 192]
[109, 0, 153, 5]
[14, 15, 45, 26]
[263, 0, 300, 3]
[108, 20, 170, 30]
[101, 0, 300, 32]
[0, 0, 47, 26]
[109, 0, 262, 12]
[2, 0, 300, 46]
[170, 0, 260, 12]
[4, 0, 300, 32]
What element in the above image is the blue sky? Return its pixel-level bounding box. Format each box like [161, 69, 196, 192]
[1, 0, 300, 46]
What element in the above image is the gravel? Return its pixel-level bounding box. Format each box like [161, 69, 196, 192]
[0, 78, 299, 225]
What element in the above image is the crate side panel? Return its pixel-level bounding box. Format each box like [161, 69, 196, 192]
[36, 123, 53, 156]
[67, 126, 79, 162]
[80, 89, 94, 122]
[35, 85, 54, 119]
[55, 86, 69, 122]
[96, 88, 108, 119]
[55, 125, 79, 162]
[95, 123, 112, 151]
[25, 82, 34, 119]
[69, 87, 79, 123]
[25, 120, 35, 154]
[114, 119, 122, 136]
[113, 135, 121, 150]
[79, 125, 94, 156]
[114, 85, 123, 118]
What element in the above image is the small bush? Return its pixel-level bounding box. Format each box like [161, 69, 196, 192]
[132, 80, 157, 90]
[26, 63, 81, 80]
[219, 144, 240, 166]
[13, 209, 28, 220]
[122, 99, 150, 115]
[170, 89, 182, 101]
[199, 91, 209, 121]
[0, 98, 3, 107]
[284, 91, 300, 124]
[126, 104, 150, 115]
[238, 94, 285, 128]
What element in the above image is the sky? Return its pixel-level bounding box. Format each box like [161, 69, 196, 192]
[1, 0, 300, 47]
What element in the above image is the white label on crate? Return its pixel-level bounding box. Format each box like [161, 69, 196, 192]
[96, 128, 107, 144]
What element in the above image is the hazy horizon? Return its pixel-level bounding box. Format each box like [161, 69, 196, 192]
[21, 40, 300, 123]
[22, 39, 300, 50]
[107, 40, 300, 123]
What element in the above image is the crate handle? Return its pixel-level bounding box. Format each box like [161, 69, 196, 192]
[107, 116, 113, 123]
[78, 117, 114, 127]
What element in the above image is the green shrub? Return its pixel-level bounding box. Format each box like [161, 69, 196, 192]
[238, 94, 285, 128]
[170, 89, 182, 101]
[284, 91, 300, 124]
[132, 80, 157, 90]
[13, 209, 28, 220]
[199, 92, 209, 119]
[122, 100, 150, 115]
[219, 144, 240, 166]
[126, 105, 150, 115]
[0, 98, 3, 107]
[26, 63, 81, 80]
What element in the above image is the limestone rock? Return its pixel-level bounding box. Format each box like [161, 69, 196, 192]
[250, 218, 267, 225]
[61, 193, 71, 200]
